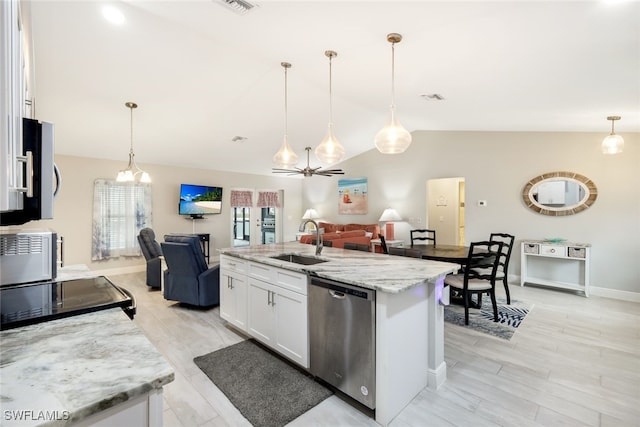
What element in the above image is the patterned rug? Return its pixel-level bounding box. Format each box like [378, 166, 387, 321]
[444, 296, 531, 340]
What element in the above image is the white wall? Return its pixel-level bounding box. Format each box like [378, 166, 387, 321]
[19, 155, 303, 272]
[302, 130, 639, 293]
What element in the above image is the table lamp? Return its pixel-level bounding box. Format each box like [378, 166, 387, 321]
[379, 208, 402, 240]
[302, 208, 320, 230]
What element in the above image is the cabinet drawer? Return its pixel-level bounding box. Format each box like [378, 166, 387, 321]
[523, 243, 539, 254]
[568, 247, 586, 258]
[539, 244, 566, 257]
[220, 255, 247, 273]
[249, 262, 276, 282]
[275, 269, 308, 295]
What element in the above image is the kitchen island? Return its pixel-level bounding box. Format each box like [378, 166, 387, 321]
[219, 242, 458, 426]
[0, 308, 174, 427]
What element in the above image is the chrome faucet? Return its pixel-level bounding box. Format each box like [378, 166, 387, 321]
[299, 219, 322, 255]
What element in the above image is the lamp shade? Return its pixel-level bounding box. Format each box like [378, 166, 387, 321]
[602, 134, 624, 154]
[602, 115, 624, 155]
[379, 208, 402, 222]
[302, 208, 319, 220]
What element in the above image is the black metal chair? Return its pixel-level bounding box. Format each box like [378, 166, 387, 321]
[378, 235, 389, 254]
[410, 229, 436, 247]
[490, 233, 515, 304]
[137, 228, 162, 289]
[388, 247, 422, 258]
[444, 241, 504, 325]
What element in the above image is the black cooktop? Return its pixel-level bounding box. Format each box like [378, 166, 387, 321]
[0, 276, 135, 330]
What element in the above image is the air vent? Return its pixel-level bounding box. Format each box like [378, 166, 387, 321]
[217, 0, 256, 15]
[421, 93, 445, 101]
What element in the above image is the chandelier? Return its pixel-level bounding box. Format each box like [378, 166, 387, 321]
[116, 102, 151, 183]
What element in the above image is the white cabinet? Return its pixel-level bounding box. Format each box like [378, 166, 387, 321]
[520, 240, 591, 296]
[1, 0, 25, 212]
[247, 261, 309, 368]
[219, 255, 248, 332]
[220, 255, 309, 368]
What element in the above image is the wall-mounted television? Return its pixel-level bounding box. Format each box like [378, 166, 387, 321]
[179, 184, 223, 219]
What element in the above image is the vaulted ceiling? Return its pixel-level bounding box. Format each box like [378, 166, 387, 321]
[28, 0, 639, 176]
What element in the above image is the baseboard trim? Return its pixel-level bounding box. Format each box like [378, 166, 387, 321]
[92, 264, 145, 277]
[589, 286, 640, 303]
[512, 274, 640, 302]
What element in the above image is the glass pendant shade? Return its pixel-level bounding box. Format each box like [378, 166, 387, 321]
[315, 50, 345, 164]
[315, 122, 345, 164]
[116, 102, 151, 183]
[601, 116, 624, 155]
[273, 62, 298, 168]
[273, 135, 298, 168]
[376, 33, 411, 154]
[375, 105, 412, 154]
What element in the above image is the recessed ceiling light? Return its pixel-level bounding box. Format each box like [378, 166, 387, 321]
[102, 5, 125, 25]
[420, 93, 445, 101]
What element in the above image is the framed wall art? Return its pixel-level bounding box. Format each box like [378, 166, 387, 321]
[338, 177, 368, 215]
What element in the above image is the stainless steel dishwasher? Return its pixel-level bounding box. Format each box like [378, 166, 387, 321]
[309, 275, 376, 409]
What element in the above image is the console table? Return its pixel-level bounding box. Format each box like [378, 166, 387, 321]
[520, 240, 591, 296]
[197, 233, 210, 264]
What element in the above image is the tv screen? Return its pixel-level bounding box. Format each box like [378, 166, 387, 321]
[179, 184, 223, 218]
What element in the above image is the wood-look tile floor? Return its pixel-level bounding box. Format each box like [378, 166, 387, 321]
[110, 272, 640, 427]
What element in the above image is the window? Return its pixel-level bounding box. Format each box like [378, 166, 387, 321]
[92, 179, 152, 260]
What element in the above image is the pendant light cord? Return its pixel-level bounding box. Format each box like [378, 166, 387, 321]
[129, 106, 134, 155]
[329, 53, 333, 124]
[391, 41, 396, 106]
[284, 65, 288, 136]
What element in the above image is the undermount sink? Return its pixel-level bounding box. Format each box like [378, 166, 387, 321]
[271, 253, 328, 266]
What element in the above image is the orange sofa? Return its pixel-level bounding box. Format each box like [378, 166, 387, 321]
[299, 222, 381, 250]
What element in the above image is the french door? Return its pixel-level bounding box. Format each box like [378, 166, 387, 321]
[230, 189, 283, 247]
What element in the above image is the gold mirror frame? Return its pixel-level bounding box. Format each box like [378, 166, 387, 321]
[522, 171, 597, 216]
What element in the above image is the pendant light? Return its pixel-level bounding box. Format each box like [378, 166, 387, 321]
[375, 33, 412, 154]
[116, 102, 151, 183]
[601, 115, 624, 155]
[272, 62, 299, 168]
[315, 50, 345, 164]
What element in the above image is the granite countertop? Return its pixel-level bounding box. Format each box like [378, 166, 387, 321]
[0, 308, 174, 427]
[219, 241, 458, 294]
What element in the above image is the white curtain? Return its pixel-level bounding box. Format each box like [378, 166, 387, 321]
[92, 179, 153, 260]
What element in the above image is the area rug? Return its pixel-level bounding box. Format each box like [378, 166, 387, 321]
[444, 297, 531, 340]
[194, 339, 332, 427]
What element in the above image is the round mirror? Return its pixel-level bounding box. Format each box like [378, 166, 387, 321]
[522, 171, 597, 216]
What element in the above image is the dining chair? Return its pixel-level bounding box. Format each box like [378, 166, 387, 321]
[410, 229, 436, 247]
[444, 240, 504, 325]
[378, 235, 389, 254]
[388, 247, 405, 256]
[489, 233, 515, 304]
[344, 242, 369, 252]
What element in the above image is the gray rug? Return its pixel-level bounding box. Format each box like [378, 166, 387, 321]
[444, 297, 531, 340]
[194, 339, 332, 427]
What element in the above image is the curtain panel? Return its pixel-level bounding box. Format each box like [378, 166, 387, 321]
[230, 190, 253, 208]
[92, 179, 153, 261]
[257, 191, 281, 208]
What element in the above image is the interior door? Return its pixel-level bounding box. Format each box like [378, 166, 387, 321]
[426, 177, 465, 245]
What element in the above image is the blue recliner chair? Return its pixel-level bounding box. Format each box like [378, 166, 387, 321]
[138, 228, 163, 289]
[161, 234, 220, 307]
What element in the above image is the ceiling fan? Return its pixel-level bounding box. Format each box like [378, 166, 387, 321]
[272, 147, 345, 177]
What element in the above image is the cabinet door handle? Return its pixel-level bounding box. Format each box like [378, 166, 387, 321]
[15, 151, 34, 197]
[271, 291, 276, 307]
